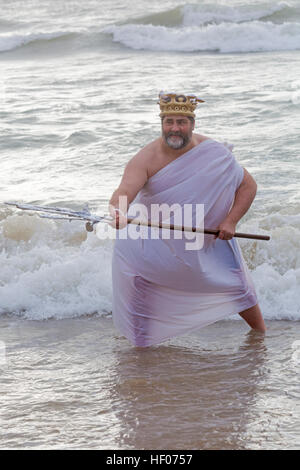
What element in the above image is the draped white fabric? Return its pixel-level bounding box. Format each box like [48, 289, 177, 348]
[112, 140, 257, 346]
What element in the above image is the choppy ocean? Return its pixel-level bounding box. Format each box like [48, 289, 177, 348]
[1, 0, 300, 451]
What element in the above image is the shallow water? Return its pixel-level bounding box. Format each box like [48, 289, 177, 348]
[0, 317, 299, 450]
[1, 0, 300, 450]
[1, 0, 300, 322]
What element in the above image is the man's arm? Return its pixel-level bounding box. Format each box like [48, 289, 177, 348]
[109, 153, 148, 227]
[217, 168, 257, 240]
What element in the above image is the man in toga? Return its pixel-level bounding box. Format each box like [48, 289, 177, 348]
[109, 92, 266, 347]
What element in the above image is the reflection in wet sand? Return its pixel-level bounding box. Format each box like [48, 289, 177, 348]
[1, 318, 299, 449]
[111, 330, 268, 450]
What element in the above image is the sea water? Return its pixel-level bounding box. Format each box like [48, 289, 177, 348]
[0, 0, 300, 449]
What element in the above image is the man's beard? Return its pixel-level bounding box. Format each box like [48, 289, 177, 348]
[164, 132, 191, 150]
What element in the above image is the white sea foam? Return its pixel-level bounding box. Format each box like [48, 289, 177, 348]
[0, 213, 113, 320]
[0, 209, 300, 321]
[104, 1, 300, 53]
[237, 212, 300, 321]
[104, 20, 300, 53]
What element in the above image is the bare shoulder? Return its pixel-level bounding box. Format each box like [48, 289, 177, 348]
[126, 139, 159, 169]
[194, 133, 212, 144]
[135, 139, 159, 159]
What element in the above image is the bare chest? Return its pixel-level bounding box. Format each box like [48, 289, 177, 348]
[147, 155, 177, 179]
[146, 136, 210, 180]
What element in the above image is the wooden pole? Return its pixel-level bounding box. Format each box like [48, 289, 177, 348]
[125, 217, 270, 241]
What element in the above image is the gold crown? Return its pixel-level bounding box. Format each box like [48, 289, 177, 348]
[158, 91, 205, 118]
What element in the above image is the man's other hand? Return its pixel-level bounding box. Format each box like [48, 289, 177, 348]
[215, 218, 236, 240]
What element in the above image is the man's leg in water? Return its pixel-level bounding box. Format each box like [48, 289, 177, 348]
[239, 303, 266, 333]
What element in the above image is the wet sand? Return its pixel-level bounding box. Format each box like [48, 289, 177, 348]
[0, 316, 299, 449]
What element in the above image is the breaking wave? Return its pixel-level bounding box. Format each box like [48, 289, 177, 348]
[1, 205, 300, 321]
[0, 31, 76, 53]
[104, 2, 300, 53]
